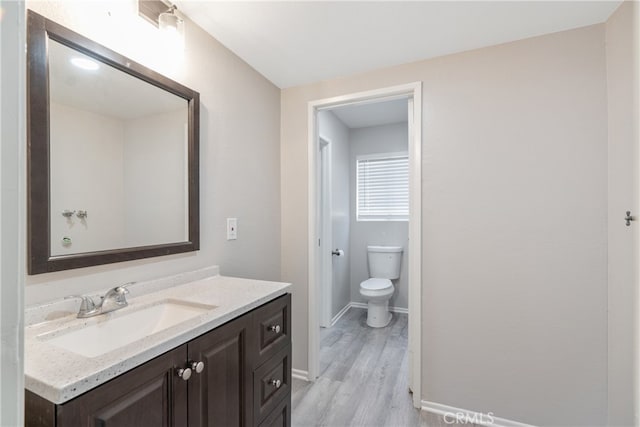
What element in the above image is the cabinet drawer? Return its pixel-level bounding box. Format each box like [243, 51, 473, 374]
[253, 346, 291, 425]
[252, 294, 291, 365]
[258, 397, 290, 427]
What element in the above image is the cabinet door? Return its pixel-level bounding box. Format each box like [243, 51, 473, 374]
[188, 315, 252, 427]
[57, 345, 188, 427]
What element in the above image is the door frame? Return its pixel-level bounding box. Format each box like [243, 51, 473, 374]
[1, 1, 27, 425]
[307, 82, 423, 408]
[318, 136, 332, 328]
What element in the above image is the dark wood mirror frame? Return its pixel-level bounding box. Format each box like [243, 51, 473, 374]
[27, 10, 200, 274]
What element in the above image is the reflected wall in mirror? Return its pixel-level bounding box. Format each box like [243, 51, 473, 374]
[27, 11, 200, 274]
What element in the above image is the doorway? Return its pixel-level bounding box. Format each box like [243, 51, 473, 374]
[307, 82, 422, 408]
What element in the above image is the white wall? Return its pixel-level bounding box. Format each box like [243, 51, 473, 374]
[281, 24, 608, 425]
[49, 104, 189, 254]
[25, 1, 281, 306]
[318, 111, 351, 318]
[348, 123, 409, 309]
[0, 1, 25, 425]
[606, 1, 640, 425]
[124, 109, 187, 247]
[50, 103, 126, 255]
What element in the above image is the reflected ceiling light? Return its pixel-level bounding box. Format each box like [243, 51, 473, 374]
[70, 57, 99, 71]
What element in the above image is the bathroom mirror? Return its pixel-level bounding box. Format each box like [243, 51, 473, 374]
[27, 11, 200, 274]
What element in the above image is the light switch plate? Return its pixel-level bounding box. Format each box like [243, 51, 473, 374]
[226, 218, 237, 240]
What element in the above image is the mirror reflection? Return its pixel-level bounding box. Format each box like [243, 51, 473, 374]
[48, 39, 188, 256]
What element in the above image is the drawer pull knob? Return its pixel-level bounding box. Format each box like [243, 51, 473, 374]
[268, 324, 281, 333]
[269, 379, 282, 388]
[191, 361, 205, 374]
[177, 367, 192, 381]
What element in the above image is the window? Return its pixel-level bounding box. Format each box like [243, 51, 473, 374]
[356, 152, 409, 221]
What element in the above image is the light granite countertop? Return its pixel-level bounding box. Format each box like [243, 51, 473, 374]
[25, 270, 291, 404]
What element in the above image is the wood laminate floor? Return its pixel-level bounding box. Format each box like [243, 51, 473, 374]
[291, 308, 478, 427]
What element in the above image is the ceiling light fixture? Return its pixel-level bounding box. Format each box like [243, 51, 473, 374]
[138, 0, 184, 52]
[158, 5, 184, 39]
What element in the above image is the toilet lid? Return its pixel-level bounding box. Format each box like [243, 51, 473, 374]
[361, 278, 392, 290]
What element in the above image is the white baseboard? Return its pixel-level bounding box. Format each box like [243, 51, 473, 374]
[330, 303, 352, 326]
[390, 305, 408, 314]
[292, 368, 309, 381]
[349, 301, 409, 314]
[421, 400, 536, 427]
[327, 302, 409, 327]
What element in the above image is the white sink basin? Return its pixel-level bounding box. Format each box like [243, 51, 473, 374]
[41, 299, 216, 358]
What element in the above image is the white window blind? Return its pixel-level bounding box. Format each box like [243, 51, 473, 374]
[356, 153, 409, 221]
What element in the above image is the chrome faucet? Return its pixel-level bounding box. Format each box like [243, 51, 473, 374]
[66, 282, 134, 318]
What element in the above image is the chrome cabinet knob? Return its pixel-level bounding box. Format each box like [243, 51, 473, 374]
[268, 325, 281, 333]
[269, 379, 282, 388]
[177, 367, 192, 381]
[191, 361, 205, 374]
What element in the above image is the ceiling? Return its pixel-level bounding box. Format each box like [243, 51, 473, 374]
[176, 1, 621, 89]
[330, 98, 408, 129]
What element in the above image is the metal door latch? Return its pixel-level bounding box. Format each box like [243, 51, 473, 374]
[625, 211, 634, 226]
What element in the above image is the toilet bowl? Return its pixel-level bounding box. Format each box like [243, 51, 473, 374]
[359, 245, 403, 328]
[360, 278, 394, 327]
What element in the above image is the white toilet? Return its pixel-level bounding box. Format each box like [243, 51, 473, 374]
[359, 245, 403, 328]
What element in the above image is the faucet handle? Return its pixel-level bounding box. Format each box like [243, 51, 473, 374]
[113, 283, 133, 300]
[106, 282, 134, 304]
[65, 295, 98, 318]
[117, 282, 135, 294]
[114, 286, 129, 295]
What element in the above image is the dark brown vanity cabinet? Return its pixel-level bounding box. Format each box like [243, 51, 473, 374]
[26, 294, 291, 427]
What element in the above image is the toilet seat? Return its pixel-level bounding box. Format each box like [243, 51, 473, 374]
[360, 278, 392, 291]
[359, 278, 394, 328]
[359, 278, 394, 302]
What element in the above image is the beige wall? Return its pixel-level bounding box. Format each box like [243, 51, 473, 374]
[606, 1, 640, 425]
[25, 1, 281, 304]
[282, 25, 608, 425]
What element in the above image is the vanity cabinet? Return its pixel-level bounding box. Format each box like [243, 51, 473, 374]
[26, 294, 291, 427]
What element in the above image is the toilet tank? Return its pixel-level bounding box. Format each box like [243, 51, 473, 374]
[367, 246, 403, 279]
